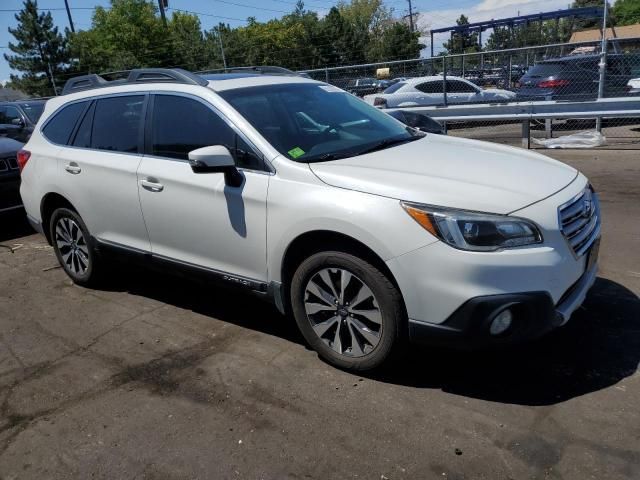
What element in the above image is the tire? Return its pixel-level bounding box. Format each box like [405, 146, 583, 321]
[290, 251, 404, 371]
[49, 207, 103, 287]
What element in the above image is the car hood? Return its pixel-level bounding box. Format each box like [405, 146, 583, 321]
[0, 137, 24, 156]
[308, 135, 578, 214]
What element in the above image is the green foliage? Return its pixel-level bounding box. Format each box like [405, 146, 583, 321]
[68, 0, 168, 73]
[4, 0, 70, 96]
[6, 0, 424, 90]
[613, 0, 640, 26]
[442, 15, 480, 55]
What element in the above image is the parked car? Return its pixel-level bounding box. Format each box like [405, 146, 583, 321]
[20, 68, 600, 371]
[516, 54, 639, 101]
[0, 137, 24, 213]
[346, 78, 380, 97]
[626, 78, 640, 95]
[0, 99, 46, 142]
[363, 76, 516, 108]
[387, 110, 445, 135]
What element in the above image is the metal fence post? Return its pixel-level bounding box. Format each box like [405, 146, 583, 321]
[596, 1, 609, 132]
[521, 120, 530, 149]
[443, 56, 448, 107]
[508, 55, 512, 88]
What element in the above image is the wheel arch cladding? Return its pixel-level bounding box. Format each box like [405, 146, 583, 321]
[40, 193, 78, 244]
[280, 230, 406, 315]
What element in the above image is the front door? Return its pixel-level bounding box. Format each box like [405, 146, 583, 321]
[137, 93, 269, 282]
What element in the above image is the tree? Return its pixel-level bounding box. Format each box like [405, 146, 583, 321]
[442, 15, 479, 55]
[367, 22, 422, 62]
[168, 12, 206, 71]
[613, 0, 640, 26]
[69, 0, 168, 74]
[4, 0, 71, 96]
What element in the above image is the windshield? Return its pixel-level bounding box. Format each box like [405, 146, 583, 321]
[219, 83, 420, 162]
[19, 102, 45, 123]
[525, 62, 568, 77]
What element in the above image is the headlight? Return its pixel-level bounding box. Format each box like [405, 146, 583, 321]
[401, 201, 542, 251]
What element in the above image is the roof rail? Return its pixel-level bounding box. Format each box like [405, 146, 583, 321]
[61, 68, 208, 95]
[198, 65, 304, 77]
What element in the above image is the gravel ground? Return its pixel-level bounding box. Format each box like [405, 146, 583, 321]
[0, 148, 638, 480]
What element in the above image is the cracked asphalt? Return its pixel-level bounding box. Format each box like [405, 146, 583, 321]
[0, 149, 638, 479]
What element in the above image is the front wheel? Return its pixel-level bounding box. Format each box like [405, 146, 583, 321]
[290, 251, 404, 371]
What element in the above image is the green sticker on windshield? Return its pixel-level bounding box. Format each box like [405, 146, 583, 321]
[288, 147, 305, 158]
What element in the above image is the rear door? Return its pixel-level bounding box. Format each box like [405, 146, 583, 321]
[446, 80, 479, 104]
[413, 81, 443, 105]
[54, 94, 150, 251]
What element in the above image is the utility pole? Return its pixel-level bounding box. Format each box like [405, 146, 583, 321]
[157, 0, 167, 27]
[596, 0, 608, 131]
[407, 0, 414, 33]
[63, 0, 74, 33]
[217, 27, 227, 70]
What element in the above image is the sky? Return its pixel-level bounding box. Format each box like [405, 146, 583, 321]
[0, 0, 586, 83]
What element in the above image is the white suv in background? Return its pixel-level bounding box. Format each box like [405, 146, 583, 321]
[19, 69, 600, 371]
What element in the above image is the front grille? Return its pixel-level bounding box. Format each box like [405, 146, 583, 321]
[7, 157, 18, 170]
[0, 159, 7, 172]
[558, 186, 600, 257]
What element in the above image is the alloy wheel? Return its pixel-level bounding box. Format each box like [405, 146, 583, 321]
[55, 217, 90, 276]
[304, 268, 382, 357]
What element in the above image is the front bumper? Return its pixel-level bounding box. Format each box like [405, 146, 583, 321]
[386, 175, 599, 347]
[407, 259, 598, 347]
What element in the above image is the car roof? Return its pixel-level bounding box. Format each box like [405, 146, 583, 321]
[538, 53, 626, 63]
[199, 73, 263, 80]
[206, 75, 321, 91]
[404, 75, 469, 84]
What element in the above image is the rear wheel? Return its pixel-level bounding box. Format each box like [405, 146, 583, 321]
[49, 208, 103, 287]
[290, 251, 404, 371]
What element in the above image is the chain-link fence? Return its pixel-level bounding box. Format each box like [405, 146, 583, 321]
[300, 37, 640, 149]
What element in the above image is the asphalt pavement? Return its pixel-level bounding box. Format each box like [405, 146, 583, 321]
[0, 148, 638, 479]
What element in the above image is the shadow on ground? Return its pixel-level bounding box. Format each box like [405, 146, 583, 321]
[103, 265, 639, 407]
[0, 210, 33, 243]
[374, 277, 640, 406]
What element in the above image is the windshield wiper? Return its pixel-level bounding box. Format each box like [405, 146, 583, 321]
[354, 134, 423, 156]
[303, 152, 353, 163]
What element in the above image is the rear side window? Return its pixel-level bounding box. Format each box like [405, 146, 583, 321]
[383, 82, 406, 94]
[42, 102, 86, 144]
[446, 80, 477, 93]
[72, 101, 95, 148]
[416, 81, 442, 94]
[91, 95, 144, 153]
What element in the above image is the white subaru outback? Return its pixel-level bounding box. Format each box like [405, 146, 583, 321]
[18, 69, 600, 371]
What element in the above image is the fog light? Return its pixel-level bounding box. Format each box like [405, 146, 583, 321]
[489, 309, 513, 335]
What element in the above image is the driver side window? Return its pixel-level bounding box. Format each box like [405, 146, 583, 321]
[149, 94, 264, 170]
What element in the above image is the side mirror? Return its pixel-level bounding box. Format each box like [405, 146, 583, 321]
[188, 145, 243, 187]
[11, 118, 25, 127]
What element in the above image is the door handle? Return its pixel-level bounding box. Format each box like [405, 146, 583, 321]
[140, 178, 164, 192]
[65, 163, 81, 174]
